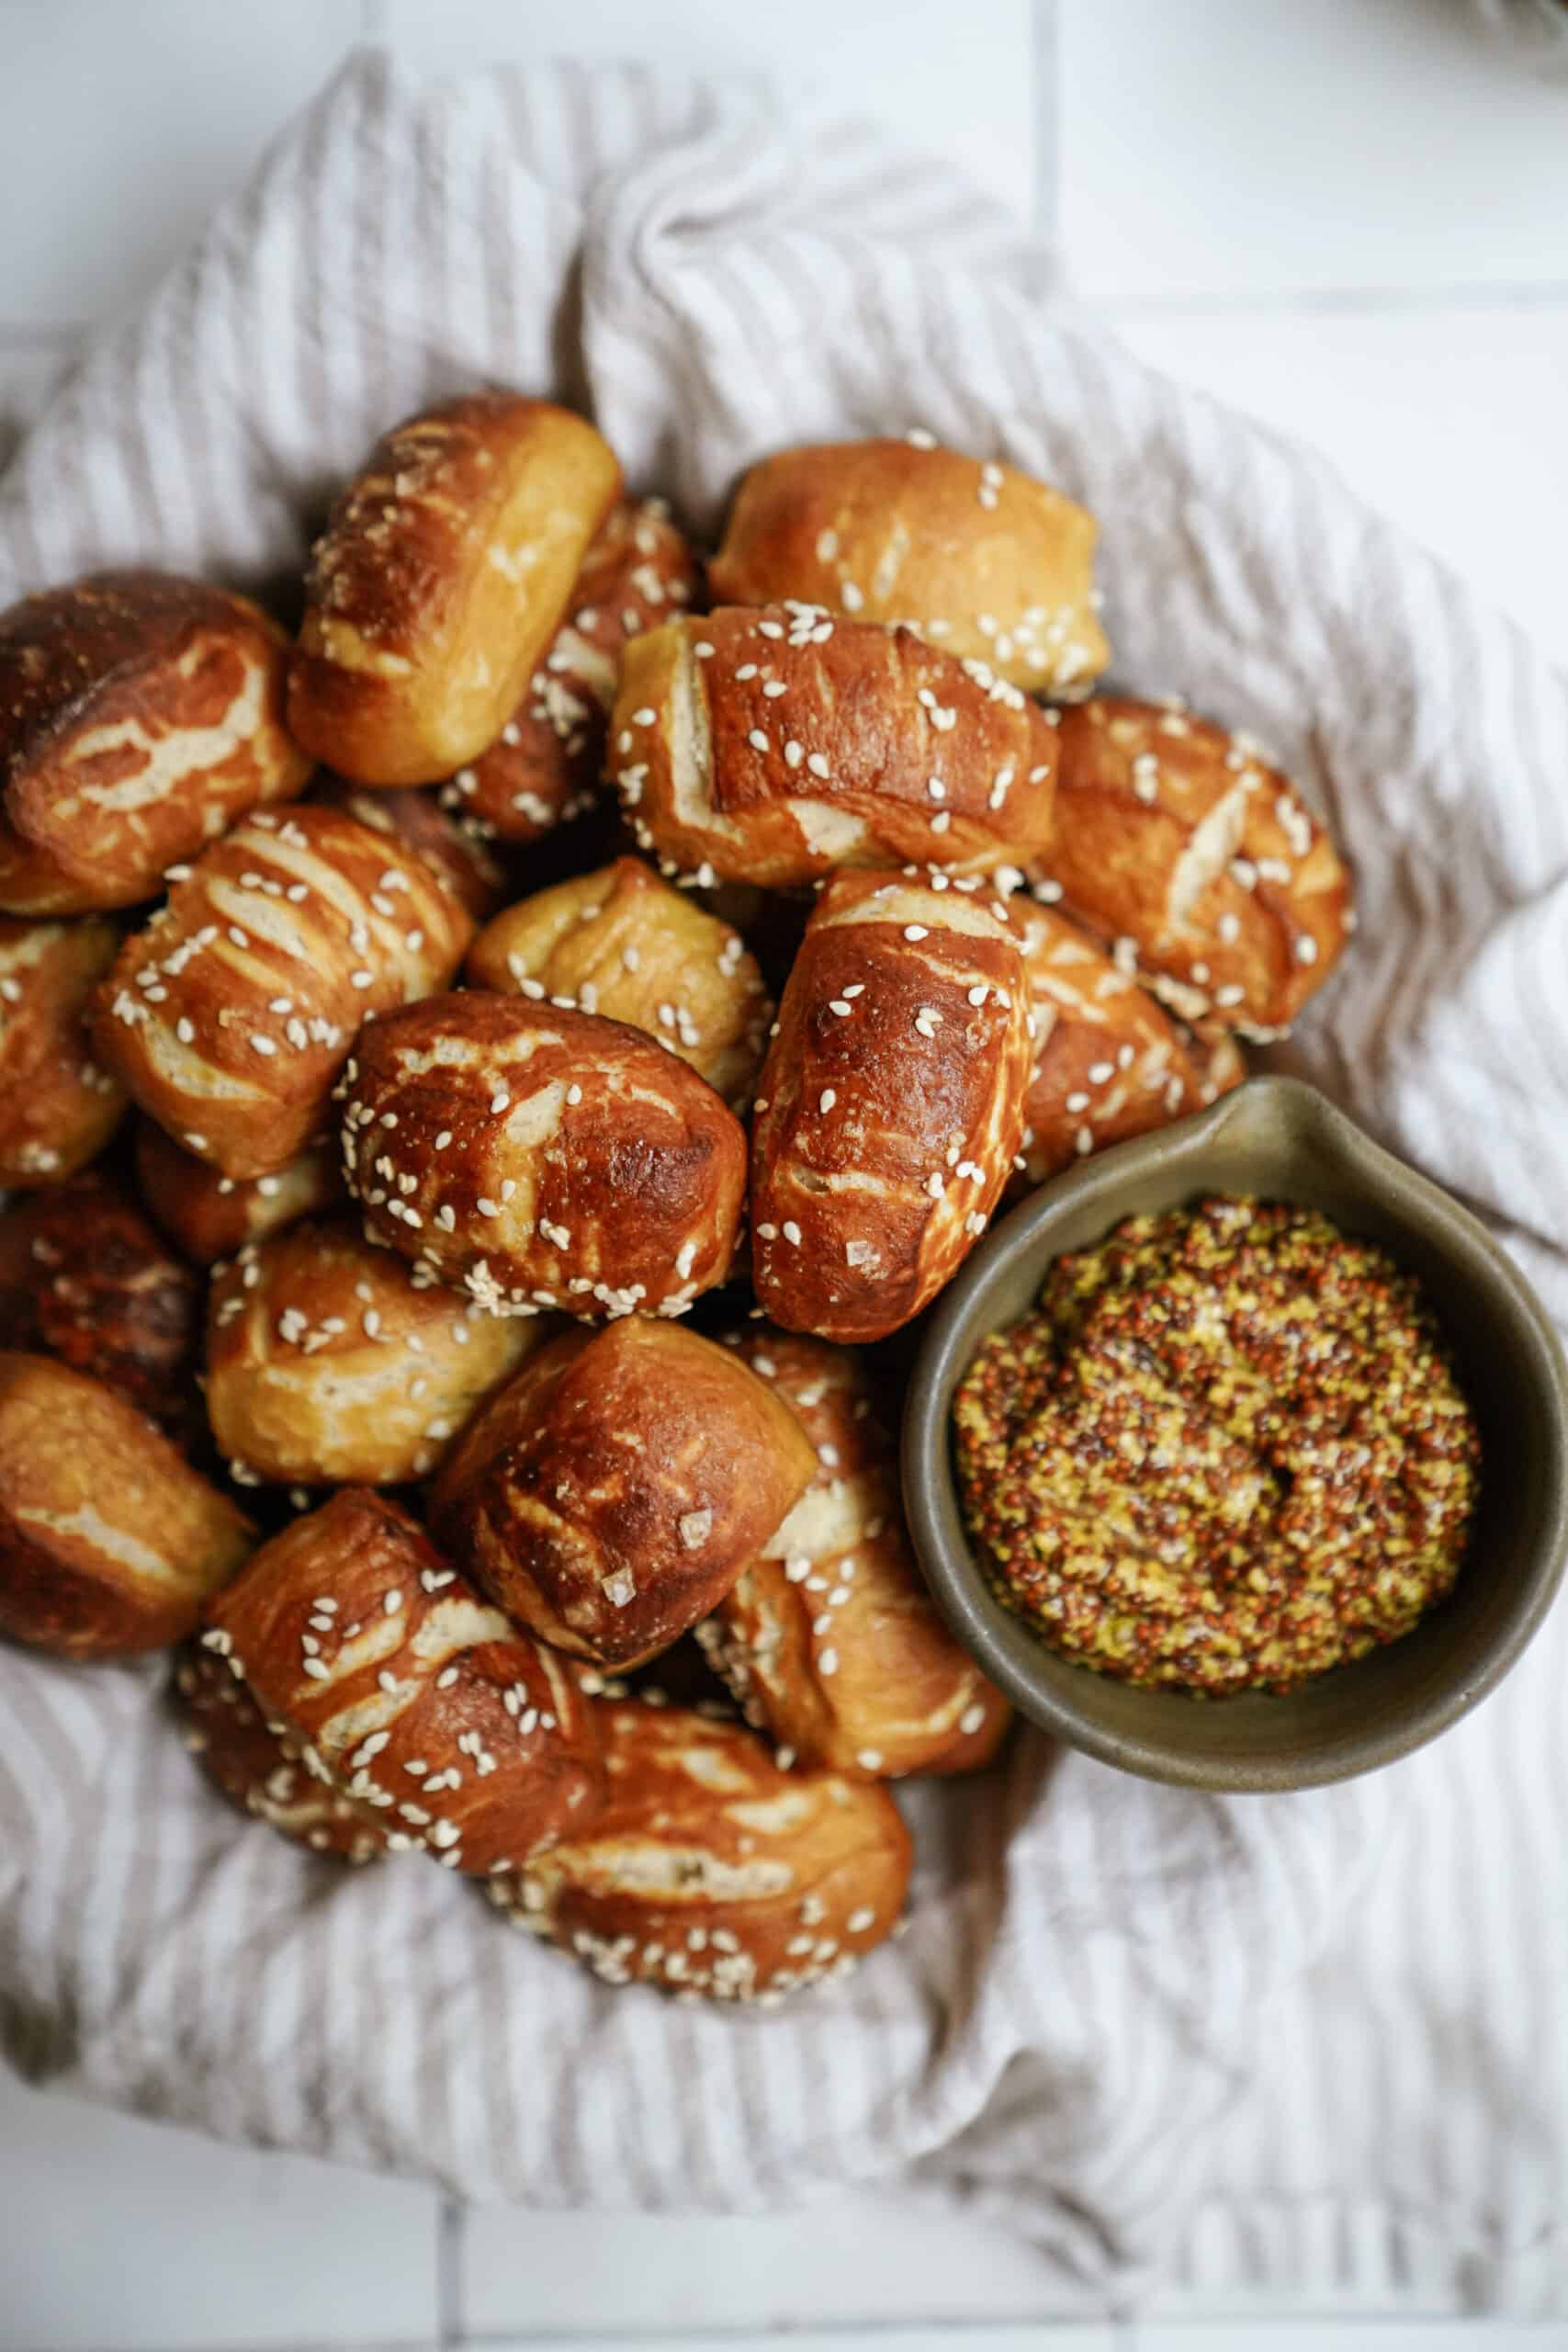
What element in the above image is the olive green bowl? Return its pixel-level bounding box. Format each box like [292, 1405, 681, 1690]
[901, 1076, 1568, 1792]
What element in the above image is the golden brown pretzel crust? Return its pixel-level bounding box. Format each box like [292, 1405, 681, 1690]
[1041, 697, 1353, 1035]
[708, 437, 1109, 695]
[465, 854, 771, 1108]
[174, 1645, 388, 1864]
[288, 394, 621, 786]
[133, 1120, 345, 1264]
[205, 1487, 604, 1875]
[313, 779, 511, 921]
[438, 497, 699, 847]
[90, 804, 473, 1180]
[0, 1352, 253, 1657]
[701, 1329, 1010, 1779]
[0, 571, 311, 915]
[338, 989, 746, 1320]
[430, 1319, 818, 1670]
[206, 1216, 540, 1487]
[1007, 899, 1244, 1188]
[750, 871, 1032, 1341]
[0, 914, 127, 1185]
[491, 1698, 912, 2002]
[0, 1178, 202, 1438]
[611, 605, 1059, 887]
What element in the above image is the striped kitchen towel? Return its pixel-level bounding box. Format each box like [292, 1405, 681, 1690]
[1, 49, 1565, 2311]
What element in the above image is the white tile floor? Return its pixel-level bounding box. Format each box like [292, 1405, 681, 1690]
[2, 3, 1566, 2347]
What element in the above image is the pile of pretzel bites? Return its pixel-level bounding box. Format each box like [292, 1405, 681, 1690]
[0, 396, 1352, 2005]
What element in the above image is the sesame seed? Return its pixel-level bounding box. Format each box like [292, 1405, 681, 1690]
[904, 924, 929, 941]
[818, 1088, 837, 1113]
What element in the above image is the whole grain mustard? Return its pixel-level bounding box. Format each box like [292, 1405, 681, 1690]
[952, 1195, 1480, 1695]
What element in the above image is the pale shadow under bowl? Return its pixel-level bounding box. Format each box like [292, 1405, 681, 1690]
[901, 1076, 1568, 1792]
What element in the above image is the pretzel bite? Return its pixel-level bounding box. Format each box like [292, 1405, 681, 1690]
[921, 1679, 1013, 1774]
[430, 1318, 817, 1670]
[709, 437, 1109, 697]
[611, 605, 1059, 887]
[437, 496, 699, 847]
[0, 1353, 253, 1657]
[173, 1645, 388, 1864]
[700, 1329, 1009, 1778]
[133, 1119, 345, 1264]
[206, 1217, 539, 1487]
[465, 856, 771, 1108]
[288, 394, 621, 786]
[204, 1487, 604, 1873]
[0, 914, 127, 1185]
[490, 1699, 912, 2002]
[750, 871, 1031, 1342]
[89, 805, 472, 1180]
[1041, 697, 1352, 1035]
[314, 779, 510, 921]
[1192, 1022, 1248, 1102]
[339, 990, 745, 1321]
[1007, 899, 1243, 1188]
[0, 1177, 201, 1438]
[0, 571, 310, 915]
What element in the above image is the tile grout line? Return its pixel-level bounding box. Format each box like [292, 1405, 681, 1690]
[1096, 280, 1568, 321]
[453, 2321, 1126, 2346]
[439, 2196, 467, 2347]
[1031, 0, 1060, 247]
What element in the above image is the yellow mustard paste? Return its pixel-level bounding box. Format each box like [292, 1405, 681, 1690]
[952, 1195, 1481, 1695]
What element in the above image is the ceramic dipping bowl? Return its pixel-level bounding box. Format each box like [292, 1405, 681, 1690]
[901, 1076, 1568, 1791]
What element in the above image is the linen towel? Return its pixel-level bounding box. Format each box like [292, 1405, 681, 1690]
[1, 49, 1564, 2310]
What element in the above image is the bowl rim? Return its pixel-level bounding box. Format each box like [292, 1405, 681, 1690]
[900, 1074, 1568, 1792]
